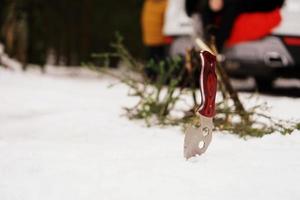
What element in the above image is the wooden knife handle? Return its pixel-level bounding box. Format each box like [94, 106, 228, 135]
[198, 51, 217, 118]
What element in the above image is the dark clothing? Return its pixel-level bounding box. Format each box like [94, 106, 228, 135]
[186, 0, 285, 16]
[185, 0, 285, 50]
[147, 45, 168, 62]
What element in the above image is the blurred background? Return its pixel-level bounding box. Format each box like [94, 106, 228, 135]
[0, 0, 144, 66]
[0, 0, 299, 94]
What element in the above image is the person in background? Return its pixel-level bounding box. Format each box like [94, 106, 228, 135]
[141, 0, 171, 62]
[186, 0, 285, 51]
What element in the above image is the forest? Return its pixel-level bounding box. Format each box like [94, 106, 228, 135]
[0, 0, 143, 67]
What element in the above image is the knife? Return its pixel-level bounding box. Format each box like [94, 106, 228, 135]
[184, 50, 217, 159]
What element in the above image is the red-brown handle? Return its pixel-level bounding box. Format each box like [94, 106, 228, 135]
[198, 51, 217, 118]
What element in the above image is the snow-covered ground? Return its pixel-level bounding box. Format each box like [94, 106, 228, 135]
[0, 68, 300, 200]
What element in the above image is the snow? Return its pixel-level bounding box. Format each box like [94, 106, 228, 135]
[0, 68, 300, 200]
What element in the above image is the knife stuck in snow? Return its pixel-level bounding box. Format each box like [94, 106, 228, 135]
[184, 50, 218, 159]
